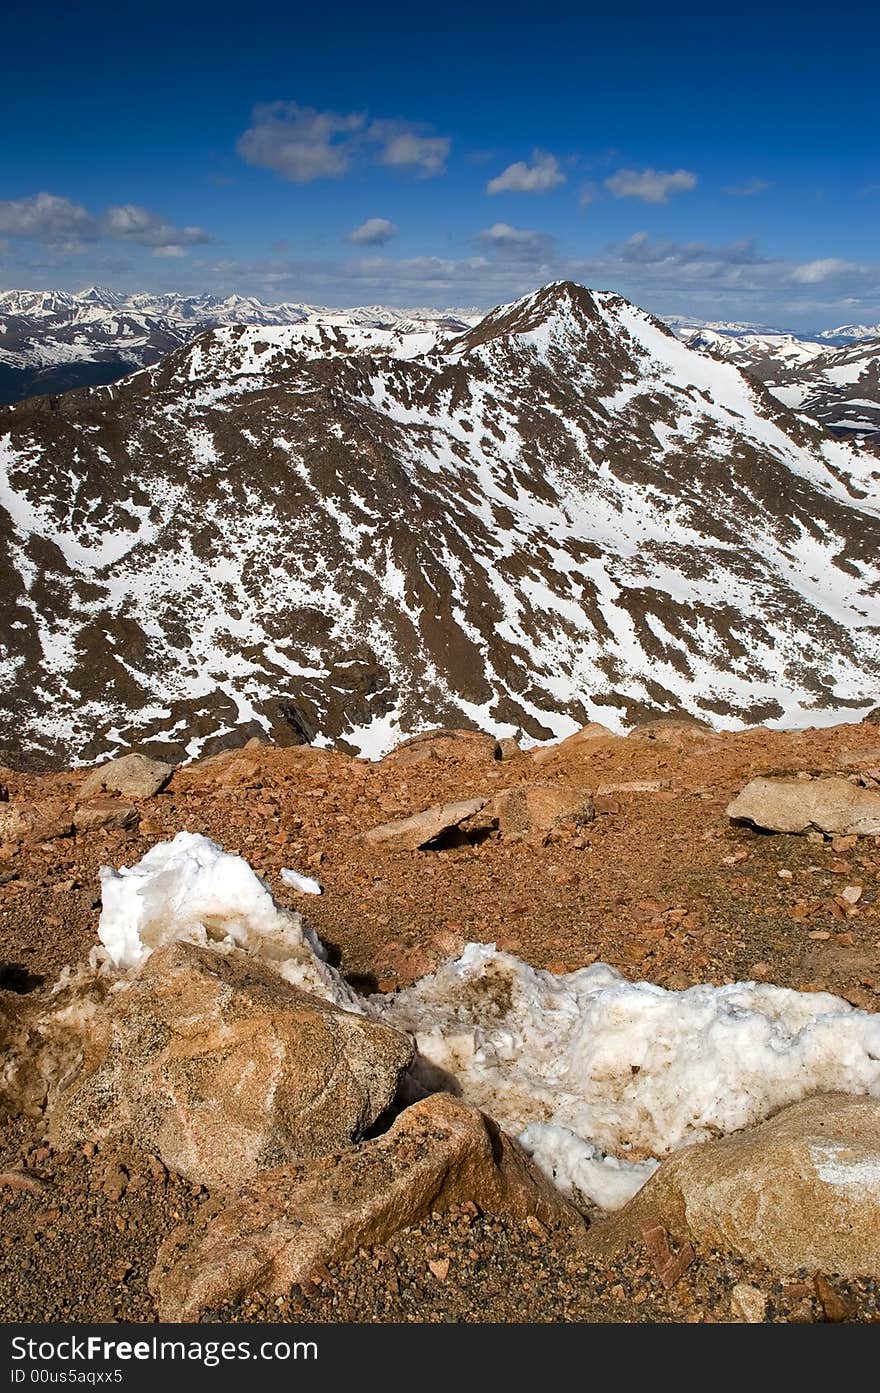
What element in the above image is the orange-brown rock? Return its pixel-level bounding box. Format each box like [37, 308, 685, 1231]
[79, 752, 173, 801]
[594, 1095, 880, 1277]
[0, 799, 73, 846]
[382, 729, 501, 768]
[491, 782, 595, 837]
[73, 798, 139, 833]
[48, 942, 414, 1188]
[150, 1092, 586, 1320]
[363, 797, 485, 851]
[530, 723, 618, 765]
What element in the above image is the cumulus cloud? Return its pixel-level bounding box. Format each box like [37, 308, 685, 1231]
[604, 167, 697, 204]
[0, 192, 98, 249]
[486, 152, 565, 195]
[476, 222, 555, 261]
[0, 192, 214, 263]
[236, 102, 365, 182]
[236, 103, 450, 181]
[348, 218, 398, 246]
[722, 178, 770, 197]
[104, 204, 213, 254]
[369, 121, 450, 176]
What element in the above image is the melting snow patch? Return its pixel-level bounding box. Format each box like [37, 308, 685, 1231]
[280, 867, 323, 895]
[97, 832, 353, 1006]
[374, 942, 880, 1203]
[95, 841, 880, 1210]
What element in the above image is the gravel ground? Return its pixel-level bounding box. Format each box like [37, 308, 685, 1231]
[1, 720, 879, 1323]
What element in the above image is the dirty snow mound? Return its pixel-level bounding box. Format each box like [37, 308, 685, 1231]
[97, 831, 355, 1007]
[375, 943, 880, 1206]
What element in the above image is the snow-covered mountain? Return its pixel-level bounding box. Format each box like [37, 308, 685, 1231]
[769, 336, 880, 443]
[668, 319, 880, 446]
[0, 286, 476, 406]
[818, 322, 880, 342]
[0, 280, 878, 768]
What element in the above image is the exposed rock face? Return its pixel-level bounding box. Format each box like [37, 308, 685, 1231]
[0, 799, 72, 846]
[727, 776, 880, 835]
[491, 783, 595, 837]
[381, 729, 501, 768]
[595, 1095, 880, 1277]
[78, 753, 173, 801]
[150, 1092, 587, 1321]
[48, 942, 414, 1188]
[363, 798, 486, 851]
[1, 280, 877, 769]
[73, 798, 139, 833]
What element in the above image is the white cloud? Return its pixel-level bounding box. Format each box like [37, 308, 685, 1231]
[348, 218, 398, 246]
[605, 167, 697, 204]
[486, 152, 565, 195]
[0, 192, 98, 247]
[236, 104, 450, 181]
[370, 122, 450, 176]
[722, 178, 770, 197]
[104, 204, 212, 251]
[791, 257, 860, 284]
[237, 102, 365, 182]
[476, 222, 554, 261]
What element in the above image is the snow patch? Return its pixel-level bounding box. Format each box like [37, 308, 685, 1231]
[97, 832, 353, 1005]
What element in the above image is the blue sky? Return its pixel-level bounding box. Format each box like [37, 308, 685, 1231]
[2, 0, 878, 328]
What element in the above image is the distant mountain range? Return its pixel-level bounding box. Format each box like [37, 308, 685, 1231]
[0, 280, 877, 768]
[0, 286, 476, 406]
[667, 319, 880, 446]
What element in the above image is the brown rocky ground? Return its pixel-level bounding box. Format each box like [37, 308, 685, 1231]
[1, 717, 879, 1323]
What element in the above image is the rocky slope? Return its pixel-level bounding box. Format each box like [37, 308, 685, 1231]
[1, 280, 878, 769]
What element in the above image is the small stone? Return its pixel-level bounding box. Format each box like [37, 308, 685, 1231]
[427, 1258, 450, 1281]
[814, 1273, 855, 1322]
[730, 1282, 767, 1323]
[777, 869, 793, 880]
[840, 885, 863, 905]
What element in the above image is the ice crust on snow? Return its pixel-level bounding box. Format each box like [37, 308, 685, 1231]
[97, 832, 354, 1006]
[97, 838, 880, 1211]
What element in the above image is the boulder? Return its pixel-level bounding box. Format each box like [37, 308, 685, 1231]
[0, 799, 73, 846]
[73, 798, 139, 833]
[382, 729, 500, 768]
[530, 723, 617, 765]
[363, 798, 485, 851]
[48, 941, 413, 1188]
[594, 1095, 880, 1277]
[497, 736, 523, 760]
[79, 753, 173, 802]
[863, 706, 880, 725]
[491, 782, 595, 837]
[727, 776, 880, 836]
[150, 1092, 586, 1320]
